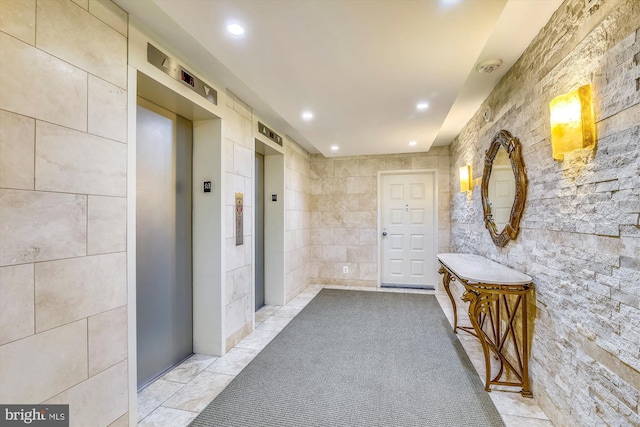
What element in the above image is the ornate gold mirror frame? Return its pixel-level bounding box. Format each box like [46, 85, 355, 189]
[481, 130, 527, 247]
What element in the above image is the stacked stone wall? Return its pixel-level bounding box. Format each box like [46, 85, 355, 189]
[448, 0, 640, 425]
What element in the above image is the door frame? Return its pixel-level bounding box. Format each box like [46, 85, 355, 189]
[377, 169, 438, 289]
[253, 131, 286, 309]
[254, 152, 265, 311]
[127, 30, 228, 424]
[130, 75, 225, 351]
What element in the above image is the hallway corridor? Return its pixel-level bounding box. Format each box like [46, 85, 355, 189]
[137, 285, 553, 427]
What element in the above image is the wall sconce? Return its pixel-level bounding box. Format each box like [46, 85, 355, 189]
[549, 84, 596, 161]
[459, 165, 472, 192]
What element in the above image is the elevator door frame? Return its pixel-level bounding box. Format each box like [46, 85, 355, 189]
[255, 152, 265, 311]
[254, 136, 286, 309]
[128, 65, 226, 425]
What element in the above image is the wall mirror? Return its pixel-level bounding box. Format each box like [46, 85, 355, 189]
[481, 130, 527, 247]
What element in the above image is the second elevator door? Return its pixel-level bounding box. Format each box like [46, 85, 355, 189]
[255, 153, 265, 310]
[136, 97, 193, 389]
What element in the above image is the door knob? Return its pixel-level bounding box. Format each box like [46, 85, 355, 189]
[382, 228, 387, 236]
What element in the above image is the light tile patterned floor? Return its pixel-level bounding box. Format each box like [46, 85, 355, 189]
[137, 284, 554, 426]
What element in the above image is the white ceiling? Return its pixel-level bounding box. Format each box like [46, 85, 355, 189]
[116, 0, 563, 157]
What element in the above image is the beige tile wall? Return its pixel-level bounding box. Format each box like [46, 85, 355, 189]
[0, 1, 129, 425]
[223, 92, 255, 351]
[0, 110, 34, 190]
[284, 139, 312, 301]
[309, 149, 450, 287]
[0, 264, 34, 345]
[220, 92, 315, 342]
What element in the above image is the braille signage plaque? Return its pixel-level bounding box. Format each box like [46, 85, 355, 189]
[235, 193, 243, 246]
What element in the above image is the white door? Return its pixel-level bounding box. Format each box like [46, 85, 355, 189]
[381, 172, 436, 288]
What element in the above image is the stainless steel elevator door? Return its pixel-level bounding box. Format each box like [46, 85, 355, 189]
[255, 153, 265, 310]
[136, 97, 193, 389]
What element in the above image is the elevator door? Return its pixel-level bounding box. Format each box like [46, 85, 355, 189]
[255, 153, 265, 310]
[136, 97, 193, 389]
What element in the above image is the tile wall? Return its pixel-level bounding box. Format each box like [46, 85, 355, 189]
[284, 139, 312, 301]
[0, 0, 129, 425]
[222, 93, 315, 342]
[308, 150, 451, 287]
[223, 92, 255, 351]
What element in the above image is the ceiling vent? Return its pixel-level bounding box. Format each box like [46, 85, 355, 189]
[476, 59, 503, 74]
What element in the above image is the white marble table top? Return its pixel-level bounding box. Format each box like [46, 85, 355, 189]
[438, 253, 533, 285]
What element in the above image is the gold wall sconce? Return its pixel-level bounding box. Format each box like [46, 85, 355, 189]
[549, 84, 596, 161]
[459, 165, 472, 192]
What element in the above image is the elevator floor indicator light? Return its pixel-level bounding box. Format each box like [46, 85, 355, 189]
[181, 70, 195, 87]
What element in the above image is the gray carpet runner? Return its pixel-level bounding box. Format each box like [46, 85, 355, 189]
[190, 289, 506, 427]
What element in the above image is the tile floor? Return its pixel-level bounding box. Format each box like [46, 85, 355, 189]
[137, 284, 554, 427]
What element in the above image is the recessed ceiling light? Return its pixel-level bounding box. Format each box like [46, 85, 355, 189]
[416, 102, 429, 111]
[226, 23, 245, 36]
[330, 145, 339, 151]
[409, 141, 417, 146]
[302, 111, 314, 121]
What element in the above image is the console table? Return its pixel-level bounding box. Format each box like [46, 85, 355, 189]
[437, 253, 534, 397]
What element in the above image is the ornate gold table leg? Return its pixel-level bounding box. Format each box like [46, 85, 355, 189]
[439, 266, 457, 332]
[462, 289, 497, 392]
[521, 292, 532, 397]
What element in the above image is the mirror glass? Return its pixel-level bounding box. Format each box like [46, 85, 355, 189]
[487, 147, 515, 232]
[481, 130, 527, 247]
